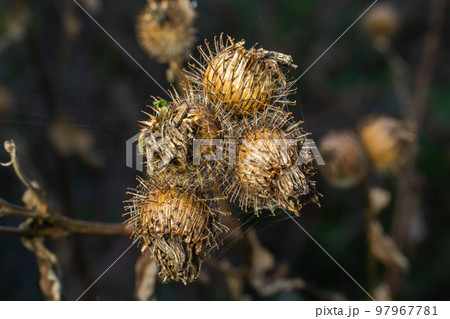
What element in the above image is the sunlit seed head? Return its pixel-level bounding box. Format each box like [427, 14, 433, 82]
[184, 34, 297, 115]
[124, 179, 227, 283]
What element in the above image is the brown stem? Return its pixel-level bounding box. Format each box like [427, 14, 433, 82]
[50, 214, 131, 236]
[365, 214, 377, 296]
[384, 50, 412, 118]
[363, 177, 377, 297]
[386, 0, 448, 298]
[411, 0, 448, 128]
[1, 140, 47, 208]
[0, 226, 62, 237]
[0, 198, 48, 219]
[0, 197, 131, 237]
[1, 140, 131, 237]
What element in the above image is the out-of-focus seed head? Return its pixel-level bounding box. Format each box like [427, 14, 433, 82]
[319, 130, 369, 188]
[185, 35, 297, 114]
[136, 0, 196, 62]
[359, 115, 416, 174]
[124, 179, 227, 284]
[363, 4, 400, 52]
[136, 0, 196, 81]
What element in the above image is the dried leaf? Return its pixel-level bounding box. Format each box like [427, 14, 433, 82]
[225, 272, 245, 300]
[48, 120, 104, 168]
[369, 220, 409, 271]
[373, 282, 392, 301]
[135, 251, 158, 301]
[368, 187, 391, 215]
[62, 8, 81, 39]
[21, 237, 61, 301]
[247, 230, 275, 278]
[22, 185, 47, 213]
[1, 140, 16, 167]
[256, 278, 306, 297]
[0, 9, 28, 54]
[217, 260, 246, 300]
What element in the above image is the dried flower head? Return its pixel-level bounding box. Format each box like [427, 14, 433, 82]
[126, 34, 321, 285]
[359, 115, 416, 174]
[319, 130, 368, 188]
[223, 108, 319, 215]
[125, 178, 226, 284]
[136, 0, 196, 81]
[185, 35, 297, 114]
[139, 89, 221, 191]
[363, 3, 399, 52]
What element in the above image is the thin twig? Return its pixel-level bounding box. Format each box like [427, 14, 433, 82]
[0, 198, 48, 219]
[1, 140, 131, 237]
[384, 50, 412, 118]
[0, 197, 131, 237]
[1, 140, 47, 209]
[1, 140, 34, 190]
[0, 225, 61, 237]
[51, 214, 131, 236]
[411, 0, 448, 127]
[363, 177, 377, 296]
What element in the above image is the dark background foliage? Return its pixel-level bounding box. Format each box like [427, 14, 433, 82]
[0, 0, 449, 300]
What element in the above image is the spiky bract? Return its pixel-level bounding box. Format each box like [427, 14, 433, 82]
[222, 107, 319, 215]
[139, 89, 221, 192]
[125, 178, 226, 284]
[184, 35, 297, 114]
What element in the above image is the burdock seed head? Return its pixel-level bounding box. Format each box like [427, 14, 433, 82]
[136, 0, 196, 63]
[358, 115, 416, 174]
[184, 34, 297, 114]
[319, 130, 369, 188]
[223, 108, 319, 215]
[362, 3, 400, 52]
[139, 89, 221, 192]
[136, 0, 196, 81]
[124, 178, 227, 284]
[237, 128, 296, 192]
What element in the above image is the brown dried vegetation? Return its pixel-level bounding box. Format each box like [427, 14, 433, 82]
[126, 35, 320, 283]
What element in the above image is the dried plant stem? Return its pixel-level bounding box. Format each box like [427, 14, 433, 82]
[0, 225, 51, 236]
[386, 0, 448, 297]
[0, 140, 131, 238]
[384, 50, 411, 118]
[365, 216, 377, 296]
[50, 214, 130, 236]
[410, 0, 448, 128]
[0, 140, 131, 301]
[363, 178, 377, 296]
[209, 259, 345, 301]
[0, 197, 131, 237]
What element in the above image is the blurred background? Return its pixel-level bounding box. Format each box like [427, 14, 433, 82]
[0, 0, 449, 300]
